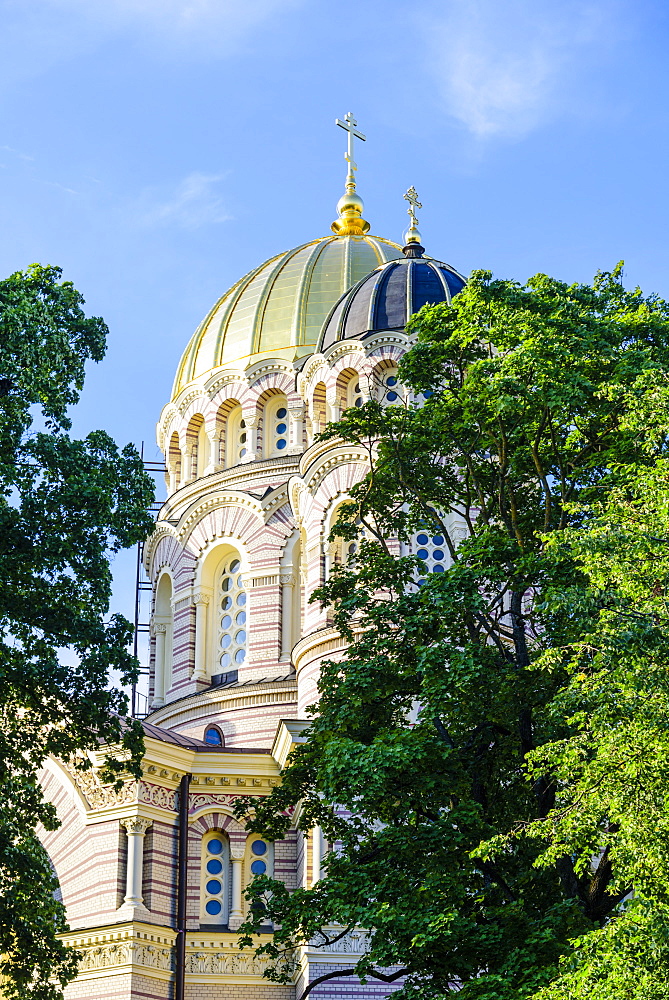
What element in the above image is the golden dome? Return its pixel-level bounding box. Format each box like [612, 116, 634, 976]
[172, 234, 402, 398]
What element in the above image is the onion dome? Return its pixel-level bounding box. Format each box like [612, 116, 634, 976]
[172, 234, 402, 399]
[319, 244, 466, 352]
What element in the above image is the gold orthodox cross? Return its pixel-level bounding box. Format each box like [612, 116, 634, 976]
[335, 112, 366, 191]
[404, 186, 422, 230]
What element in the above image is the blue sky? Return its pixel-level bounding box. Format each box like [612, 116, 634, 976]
[1, 0, 668, 636]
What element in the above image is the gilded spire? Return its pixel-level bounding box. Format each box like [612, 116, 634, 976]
[331, 112, 371, 237]
[403, 186, 423, 246]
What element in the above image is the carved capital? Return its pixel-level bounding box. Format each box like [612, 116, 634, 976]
[280, 573, 295, 586]
[230, 848, 246, 861]
[152, 622, 167, 635]
[121, 817, 152, 837]
[193, 590, 210, 606]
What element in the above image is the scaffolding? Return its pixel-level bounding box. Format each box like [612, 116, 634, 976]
[131, 447, 167, 719]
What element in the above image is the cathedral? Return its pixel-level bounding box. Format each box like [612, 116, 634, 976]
[38, 116, 465, 1000]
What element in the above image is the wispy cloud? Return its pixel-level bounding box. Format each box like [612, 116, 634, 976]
[138, 172, 231, 230]
[425, 0, 623, 139]
[0, 144, 33, 161]
[40, 0, 300, 49]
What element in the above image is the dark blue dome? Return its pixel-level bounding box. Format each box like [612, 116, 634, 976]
[319, 250, 465, 352]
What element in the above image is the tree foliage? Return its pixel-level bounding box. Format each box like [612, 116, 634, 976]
[0, 265, 154, 997]
[235, 265, 669, 998]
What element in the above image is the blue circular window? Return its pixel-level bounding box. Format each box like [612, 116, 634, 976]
[234, 648, 246, 664]
[206, 879, 222, 894]
[417, 579, 426, 587]
[236, 611, 246, 625]
[251, 859, 267, 874]
[205, 899, 222, 915]
[433, 550, 445, 561]
[220, 615, 231, 629]
[252, 840, 267, 856]
[237, 593, 246, 606]
[277, 407, 287, 419]
[219, 652, 230, 668]
[235, 629, 247, 645]
[220, 634, 231, 649]
[230, 559, 240, 572]
[276, 438, 287, 450]
[417, 533, 429, 545]
[205, 728, 222, 746]
[276, 422, 287, 434]
[387, 391, 398, 402]
[221, 596, 232, 610]
[207, 838, 223, 855]
[207, 859, 223, 875]
[417, 548, 429, 560]
[433, 565, 445, 573]
[432, 535, 444, 545]
[423, 390, 433, 398]
[355, 398, 363, 407]
[387, 376, 398, 386]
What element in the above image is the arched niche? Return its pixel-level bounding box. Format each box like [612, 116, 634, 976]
[152, 570, 173, 708]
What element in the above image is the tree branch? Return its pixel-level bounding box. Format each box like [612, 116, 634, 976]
[296, 966, 409, 1000]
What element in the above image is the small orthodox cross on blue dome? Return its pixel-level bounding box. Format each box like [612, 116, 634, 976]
[336, 112, 366, 191]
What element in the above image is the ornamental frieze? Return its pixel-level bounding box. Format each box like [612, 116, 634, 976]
[77, 942, 173, 972]
[185, 951, 290, 976]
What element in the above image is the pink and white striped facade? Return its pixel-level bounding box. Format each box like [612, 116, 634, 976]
[39, 232, 413, 999]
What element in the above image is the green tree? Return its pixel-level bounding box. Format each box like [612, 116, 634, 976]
[0, 265, 154, 998]
[235, 265, 669, 998]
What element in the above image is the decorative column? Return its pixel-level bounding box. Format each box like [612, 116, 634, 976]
[121, 817, 152, 910]
[240, 416, 257, 463]
[151, 622, 167, 708]
[288, 405, 304, 454]
[279, 574, 295, 663]
[311, 826, 323, 884]
[192, 591, 210, 682]
[325, 395, 339, 424]
[205, 428, 219, 474]
[228, 846, 245, 930]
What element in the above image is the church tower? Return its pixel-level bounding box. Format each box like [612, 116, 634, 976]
[38, 118, 465, 1000]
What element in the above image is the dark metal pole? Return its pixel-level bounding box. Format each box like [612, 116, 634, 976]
[175, 773, 190, 1000]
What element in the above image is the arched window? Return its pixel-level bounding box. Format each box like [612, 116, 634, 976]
[414, 529, 448, 585]
[245, 836, 273, 921]
[337, 368, 363, 413]
[217, 555, 247, 671]
[200, 832, 230, 926]
[186, 414, 207, 480]
[377, 367, 402, 406]
[204, 725, 224, 746]
[168, 432, 182, 492]
[263, 395, 289, 458]
[311, 382, 327, 437]
[221, 402, 247, 468]
[325, 503, 360, 578]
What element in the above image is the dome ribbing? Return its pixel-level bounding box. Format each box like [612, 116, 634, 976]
[172, 234, 402, 399]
